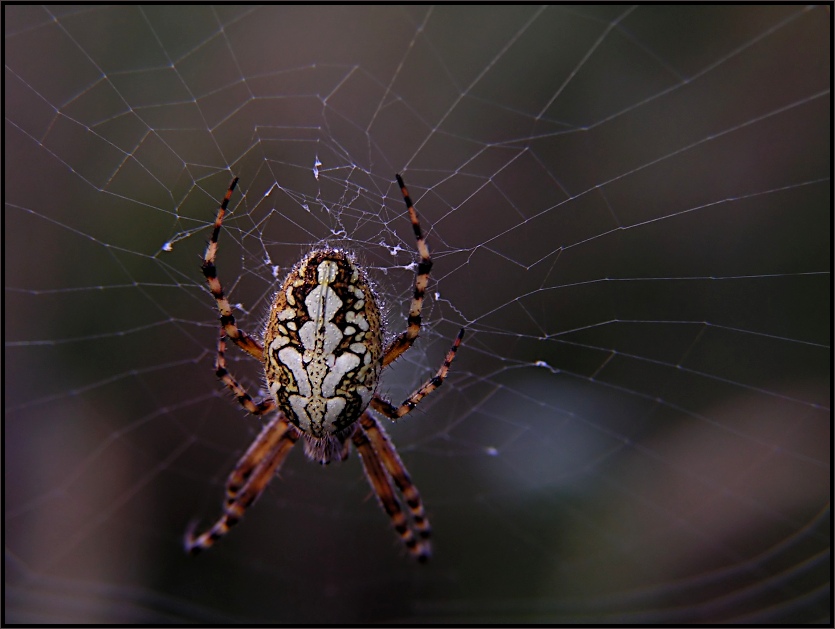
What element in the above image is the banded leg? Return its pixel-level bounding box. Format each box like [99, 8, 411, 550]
[225, 414, 292, 501]
[352, 420, 430, 562]
[201, 176, 263, 359]
[215, 330, 275, 417]
[185, 417, 300, 554]
[359, 413, 431, 547]
[383, 174, 433, 367]
[372, 327, 464, 420]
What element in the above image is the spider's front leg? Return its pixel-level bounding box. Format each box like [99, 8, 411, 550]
[185, 415, 300, 554]
[186, 331, 292, 554]
[352, 415, 431, 562]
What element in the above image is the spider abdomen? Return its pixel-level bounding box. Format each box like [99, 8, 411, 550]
[264, 249, 383, 440]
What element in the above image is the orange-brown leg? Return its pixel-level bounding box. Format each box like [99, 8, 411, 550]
[214, 330, 275, 417]
[224, 414, 292, 501]
[201, 177, 264, 359]
[185, 417, 300, 554]
[359, 413, 431, 545]
[382, 174, 434, 367]
[372, 327, 464, 419]
[352, 420, 430, 562]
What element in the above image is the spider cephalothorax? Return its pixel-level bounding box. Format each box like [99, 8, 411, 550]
[185, 174, 463, 561]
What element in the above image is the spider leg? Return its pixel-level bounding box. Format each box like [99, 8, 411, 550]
[202, 176, 264, 360]
[215, 330, 275, 417]
[372, 327, 464, 419]
[358, 413, 431, 546]
[185, 415, 300, 554]
[382, 174, 433, 367]
[225, 414, 293, 501]
[351, 417, 430, 562]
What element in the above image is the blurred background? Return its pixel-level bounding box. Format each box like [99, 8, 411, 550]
[5, 5, 830, 623]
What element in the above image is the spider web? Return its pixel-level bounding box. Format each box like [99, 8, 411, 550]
[4, 5, 830, 624]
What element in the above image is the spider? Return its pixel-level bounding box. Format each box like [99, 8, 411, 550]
[185, 174, 464, 562]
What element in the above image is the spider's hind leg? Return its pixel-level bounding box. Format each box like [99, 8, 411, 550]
[201, 176, 264, 359]
[382, 174, 434, 367]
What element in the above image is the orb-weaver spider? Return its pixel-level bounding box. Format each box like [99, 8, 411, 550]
[185, 175, 464, 561]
